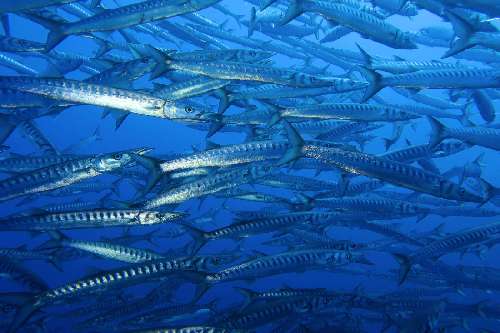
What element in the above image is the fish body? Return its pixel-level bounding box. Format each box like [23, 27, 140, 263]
[207, 249, 368, 282]
[0, 210, 181, 230]
[395, 221, 500, 284]
[362, 67, 500, 101]
[281, 0, 417, 49]
[304, 145, 484, 202]
[42, 0, 222, 50]
[0, 152, 134, 202]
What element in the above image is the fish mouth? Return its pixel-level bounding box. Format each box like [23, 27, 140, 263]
[132, 147, 154, 155]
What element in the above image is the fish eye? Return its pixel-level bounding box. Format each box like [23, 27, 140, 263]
[155, 213, 162, 218]
[185, 106, 194, 113]
[111, 153, 123, 159]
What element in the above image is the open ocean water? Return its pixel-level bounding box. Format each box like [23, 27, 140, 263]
[0, 0, 499, 332]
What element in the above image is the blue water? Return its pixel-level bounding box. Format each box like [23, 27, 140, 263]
[0, 0, 499, 332]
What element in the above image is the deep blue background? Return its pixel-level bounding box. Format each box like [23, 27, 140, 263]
[0, 0, 499, 331]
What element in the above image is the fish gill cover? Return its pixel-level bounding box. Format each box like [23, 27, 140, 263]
[0, 0, 499, 332]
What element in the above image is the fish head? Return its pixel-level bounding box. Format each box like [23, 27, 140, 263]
[432, 140, 470, 157]
[97, 151, 135, 171]
[337, 78, 369, 92]
[396, 31, 418, 49]
[442, 180, 485, 203]
[164, 100, 213, 120]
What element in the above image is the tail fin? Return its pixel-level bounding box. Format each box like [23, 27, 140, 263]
[179, 223, 208, 254]
[442, 11, 475, 58]
[234, 287, 257, 311]
[356, 43, 374, 68]
[207, 116, 224, 138]
[215, 88, 232, 114]
[37, 231, 66, 250]
[277, 120, 304, 166]
[358, 66, 383, 102]
[93, 37, 111, 58]
[2, 14, 10, 37]
[130, 155, 163, 196]
[248, 7, 257, 37]
[427, 116, 447, 147]
[278, 0, 305, 26]
[479, 178, 500, 202]
[26, 14, 67, 51]
[391, 253, 412, 285]
[0, 115, 16, 145]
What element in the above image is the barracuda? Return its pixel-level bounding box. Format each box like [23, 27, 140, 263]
[0, 154, 81, 173]
[35, 0, 222, 50]
[303, 144, 484, 202]
[186, 24, 309, 60]
[206, 249, 371, 283]
[19, 121, 57, 155]
[0, 257, 49, 292]
[394, 221, 500, 285]
[428, 116, 500, 151]
[0, 150, 138, 202]
[0, 209, 182, 231]
[313, 197, 431, 218]
[215, 294, 337, 329]
[0, 76, 209, 119]
[182, 213, 315, 251]
[0, 88, 67, 110]
[280, 0, 416, 49]
[7, 257, 211, 332]
[41, 232, 165, 263]
[153, 77, 229, 101]
[145, 46, 343, 87]
[220, 82, 367, 112]
[357, 44, 464, 74]
[268, 102, 419, 125]
[0, 36, 46, 53]
[380, 142, 465, 163]
[361, 67, 500, 101]
[139, 164, 274, 209]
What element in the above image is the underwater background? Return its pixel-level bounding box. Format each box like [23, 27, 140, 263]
[0, 0, 499, 332]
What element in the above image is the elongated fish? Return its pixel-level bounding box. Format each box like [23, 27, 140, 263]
[145, 46, 348, 88]
[139, 164, 274, 209]
[303, 144, 484, 202]
[34, 0, 222, 50]
[428, 117, 500, 151]
[0, 150, 137, 201]
[361, 67, 500, 101]
[0, 209, 182, 231]
[0, 76, 209, 119]
[40, 232, 165, 263]
[206, 249, 371, 282]
[268, 102, 419, 125]
[280, 0, 417, 49]
[394, 221, 500, 285]
[7, 257, 211, 332]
